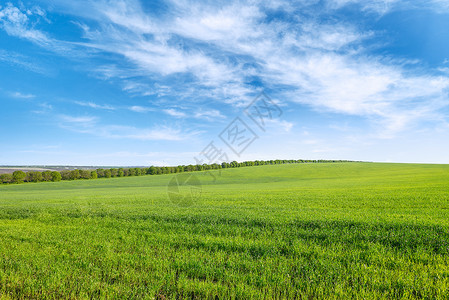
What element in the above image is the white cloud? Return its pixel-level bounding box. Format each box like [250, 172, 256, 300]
[164, 108, 187, 118]
[326, 0, 449, 14]
[267, 119, 294, 133]
[194, 109, 225, 120]
[32, 102, 53, 114]
[128, 105, 154, 113]
[0, 3, 82, 56]
[0, 50, 46, 74]
[3, 0, 449, 139]
[0, 3, 50, 46]
[10, 91, 35, 99]
[162, 107, 226, 120]
[326, 0, 398, 14]
[58, 114, 197, 141]
[60, 114, 97, 124]
[74, 101, 116, 110]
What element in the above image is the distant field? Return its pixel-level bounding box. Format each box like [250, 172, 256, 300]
[0, 166, 113, 174]
[0, 167, 57, 174]
[1, 163, 449, 298]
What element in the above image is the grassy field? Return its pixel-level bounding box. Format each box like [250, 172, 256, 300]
[1, 162, 449, 299]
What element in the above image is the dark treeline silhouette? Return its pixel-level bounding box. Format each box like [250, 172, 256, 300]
[0, 159, 354, 185]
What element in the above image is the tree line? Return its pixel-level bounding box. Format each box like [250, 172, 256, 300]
[0, 159, 353, 185]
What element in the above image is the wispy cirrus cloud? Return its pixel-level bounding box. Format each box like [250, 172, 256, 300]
[59, 114, 97, 128]
[9, 91, 35, 99]
[163, 108, 186, 118]
[0, 3, 50, 45]
[58, 113, 198, 141]
[3, 0, 449, 140]
[128, 105, 154, 113]
[32, 102, 53, 114]
[325, 0, 397, 13]
[74, 101, 116, 110]
[327, 0, 449, 14]
[194, 109, 225, 120]
[69, 0, 448, 137]
[0, 2, 84, 56]
[0, 49, 47, 74]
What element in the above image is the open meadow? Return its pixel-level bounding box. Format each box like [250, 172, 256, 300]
[1, 162, 449, 299]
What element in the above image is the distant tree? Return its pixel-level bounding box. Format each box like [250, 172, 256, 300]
[148, 166, 156, 175]
[79, 170, 91, 179]
[42, 171, 52, 181]
[0, 173, 13, 184]
[104, 169, 111, 178]
[117, 168, 124, 177]
[60, 170, 71, 180]
[123, 168, 130, 176]
[90, 171, 98, 179]
[12, 171, 26, 184]
[110, 168, 118, 177]
[96, 169, 105, 178]
[26, 171, 43, 183]
[69, 170, 80, 180]
[51, 171, 62, 182]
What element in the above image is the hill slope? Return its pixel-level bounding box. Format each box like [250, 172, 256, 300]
[1, 163, 449, 298]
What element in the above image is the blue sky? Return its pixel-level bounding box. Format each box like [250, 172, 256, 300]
[1, 0, 449, 166]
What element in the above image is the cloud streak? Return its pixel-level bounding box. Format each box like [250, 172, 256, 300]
[58, 114, 199, 141]
[9, 91, 35, 99]
[2, 0, 449, 139]
[74, 101, 116, 110]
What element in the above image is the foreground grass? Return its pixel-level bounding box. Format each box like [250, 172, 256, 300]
[1, 163, 449, 299]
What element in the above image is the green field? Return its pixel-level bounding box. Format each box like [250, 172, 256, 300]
[1, 163, 449, 299]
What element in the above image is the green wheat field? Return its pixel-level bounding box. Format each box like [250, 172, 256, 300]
[1, 162, 449, 299]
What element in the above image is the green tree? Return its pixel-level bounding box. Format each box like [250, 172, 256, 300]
[0, 173, 13, 184]
[91, 171, 98, 179]
[123, 168, 130, 176]
[117, 168, 124, 177]
[96, 169, 105, 178]
[51, 171, 62, 182]
[69, 170, 80, 180]
[42, 171, 52, 181]
[26, 171, 43, 183]
[80, 170, 91, 179]
[70, 170, 80, 180]
[60, 170, 71, 180]
[104, 169, 112, 178]
[12, 170, 26, 184]
[148, 166, 157, 175]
